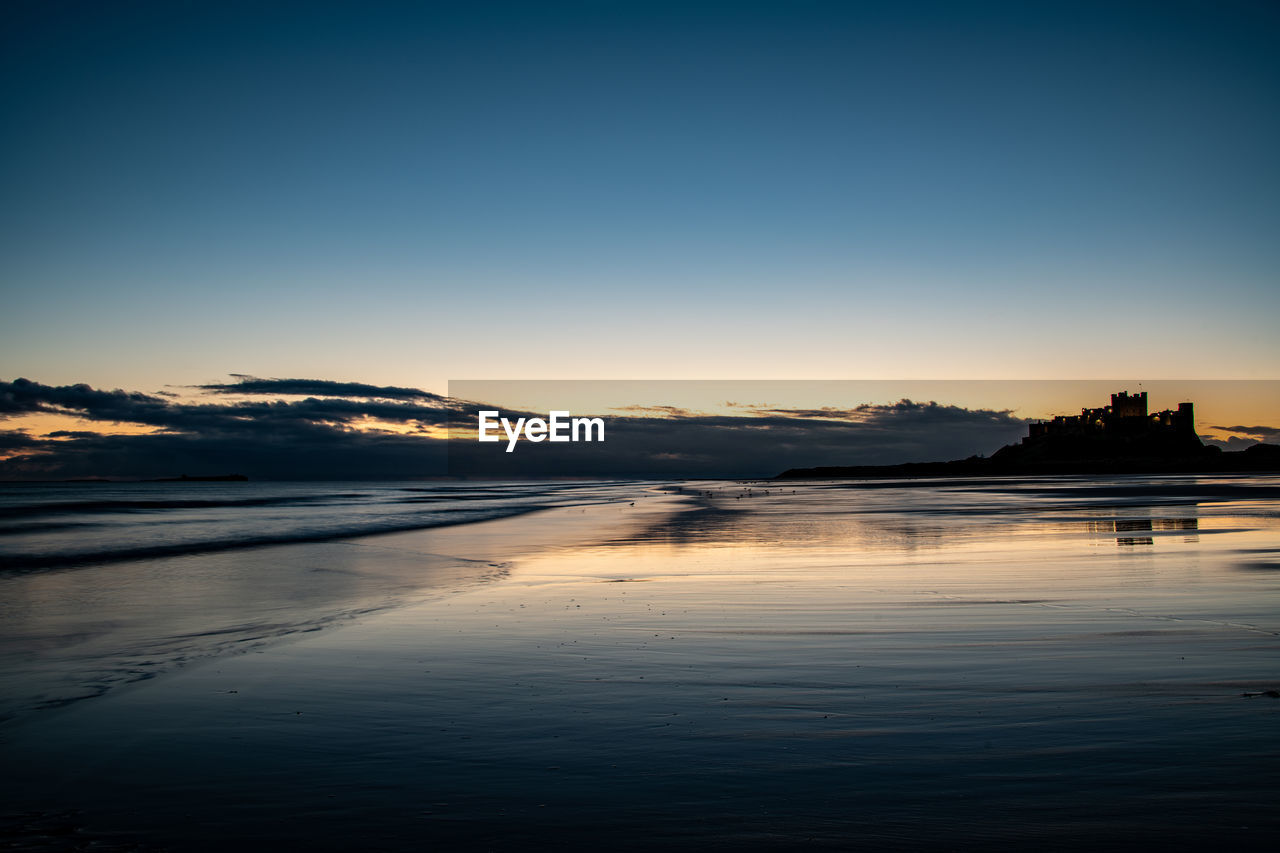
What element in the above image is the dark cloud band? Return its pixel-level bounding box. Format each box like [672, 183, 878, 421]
[3, 377, 1030, 480]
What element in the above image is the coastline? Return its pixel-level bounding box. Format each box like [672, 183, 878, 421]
[0, 487, 690, 726]
[2, 476, 1278, 850]
[776, 444, 1280, 480]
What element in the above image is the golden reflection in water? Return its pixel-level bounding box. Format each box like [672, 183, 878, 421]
[498, 481, 1279, 644]
[1084, 513, 1200, 546]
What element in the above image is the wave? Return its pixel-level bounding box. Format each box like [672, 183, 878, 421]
[0, 521, 97, 536]
[0, 503, 550, 573]
[0, 493, 363, 519]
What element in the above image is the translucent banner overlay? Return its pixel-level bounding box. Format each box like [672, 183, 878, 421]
[446, 380, 1280, 479]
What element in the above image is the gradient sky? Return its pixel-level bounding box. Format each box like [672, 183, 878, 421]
[4, 0, 1279, 397]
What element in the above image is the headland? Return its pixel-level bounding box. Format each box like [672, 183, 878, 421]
[778, 391, 1280, 479]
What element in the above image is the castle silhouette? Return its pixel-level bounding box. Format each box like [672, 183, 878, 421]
[1024, 391, 1195, 442]
[993, 390, 1206, 465]
[777, 390, 1279, 478]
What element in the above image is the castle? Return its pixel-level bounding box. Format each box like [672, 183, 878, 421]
[778, 390, 1279, 478]
[1025, 391, 1196, 441]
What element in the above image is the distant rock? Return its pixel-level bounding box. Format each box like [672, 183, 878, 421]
[149, 474, 250, 482]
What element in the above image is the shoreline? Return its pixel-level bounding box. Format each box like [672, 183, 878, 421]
[0, 487, 695, 727]
[2, 476, 1277, 850]
[0, 482, 688, 573]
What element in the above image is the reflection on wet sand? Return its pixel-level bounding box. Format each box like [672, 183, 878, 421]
[0, 536, 511, 722]
[622, 481, 1209, 552]
[1086, 514, 1200, 546]
[1, 476, 1277, 851]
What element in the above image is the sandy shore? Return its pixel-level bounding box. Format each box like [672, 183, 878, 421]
[2, 477, 1278, 850]
[0, 488, 686, 724]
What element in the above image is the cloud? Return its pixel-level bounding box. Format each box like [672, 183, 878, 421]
[0, 377, 457, 480]
[1202, 436, 1261, 452]
[609, 404, 696, 418]
[2, 379, 1032, 480]
[1202, 424, 1280, 452]
[1211, 424, 1280, 439]
[196, 375, 445, 402]
[0, 428, 446, 481]
[449, 399, 1031, 479]
[0, 430, 48, 451]
[0, 378, 455, 434]
[0, 377, 171, 419]
[745, 399, 1022, 425]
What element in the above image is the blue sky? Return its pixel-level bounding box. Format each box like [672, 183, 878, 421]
[3, 0, 1279, 394]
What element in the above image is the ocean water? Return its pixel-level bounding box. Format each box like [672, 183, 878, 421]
[1, 475, 1278, 850]
[0, 480, 647, 571]
[0, 480, 653, 722]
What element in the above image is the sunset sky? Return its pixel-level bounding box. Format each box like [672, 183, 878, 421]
[3, 0, 1278, 476]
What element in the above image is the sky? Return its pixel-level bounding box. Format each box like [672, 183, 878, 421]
[3, 376, 1277, 479]
[2, 0, 1278, 476]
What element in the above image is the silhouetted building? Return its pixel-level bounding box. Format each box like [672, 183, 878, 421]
[1025, 391, 1195, 442]
[777, 390, 1280, 479]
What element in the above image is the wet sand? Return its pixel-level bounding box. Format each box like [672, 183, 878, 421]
[2, 478, 1278, 850]
[0, 491, 677, 723]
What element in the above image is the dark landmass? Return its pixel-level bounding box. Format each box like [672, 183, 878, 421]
[148, 474, 250, 482]
[776, 442, 1280, 479]
[777, 391, 1280, 479]
[0, 475, 251, 484]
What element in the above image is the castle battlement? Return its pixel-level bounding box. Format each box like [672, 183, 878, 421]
[1026, 392, 1195, 442]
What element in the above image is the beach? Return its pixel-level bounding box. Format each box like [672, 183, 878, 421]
[2, 476, 1278, 850]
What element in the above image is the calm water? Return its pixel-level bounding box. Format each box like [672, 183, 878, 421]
[0, 480, 653, 722]
[1, 475, 1277, 850]
[0, 480, 649, 571]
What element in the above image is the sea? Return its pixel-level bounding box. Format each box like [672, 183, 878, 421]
[0, 475, 1277, 850]
[0, 480, 653, 723]
[0, 480, 648, 572]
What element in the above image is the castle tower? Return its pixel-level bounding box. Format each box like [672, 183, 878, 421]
[1173, 402, 1195, 434]
[1110, 391, 1147, 419]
